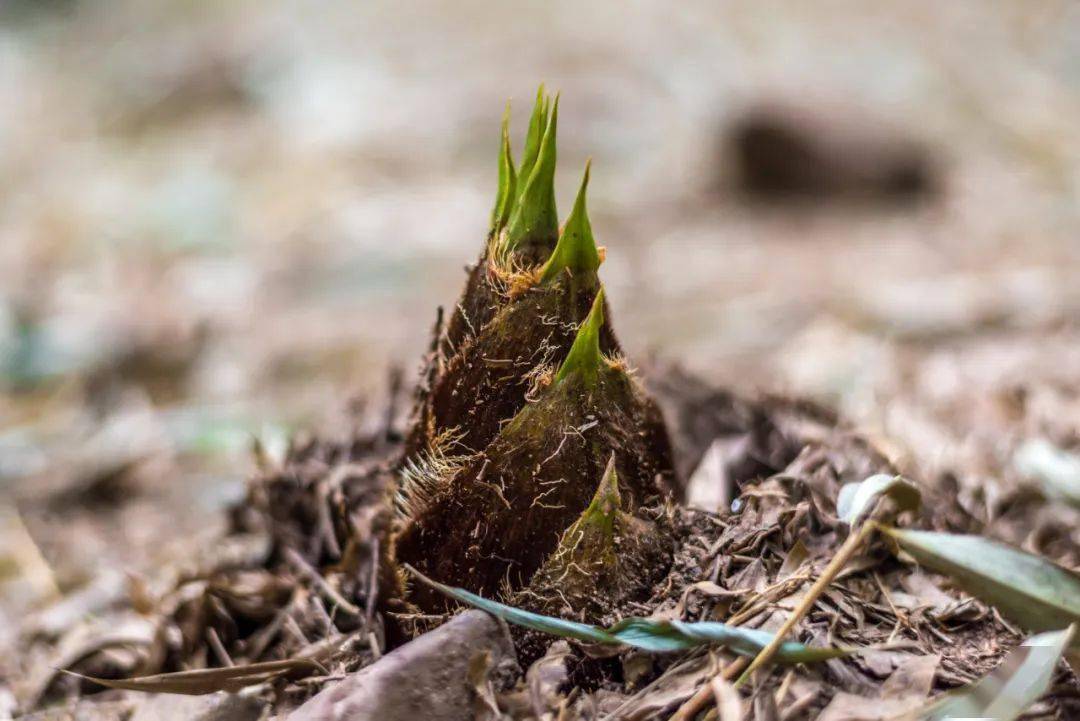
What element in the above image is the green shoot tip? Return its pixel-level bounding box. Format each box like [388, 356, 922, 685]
[491, 101, 517, 229]
[581, 454, 621, 530]
[517, 85, 549, 192]
[539, 159, 600, 283]
[555, 287, 605, 385]
[505, 93, 559, 252]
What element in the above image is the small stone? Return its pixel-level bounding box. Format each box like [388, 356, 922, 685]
[287, 611, 517, 721]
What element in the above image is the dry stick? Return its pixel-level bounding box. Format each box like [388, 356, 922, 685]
[734, 521, 877, 687]
[665, 569, 812, 720]
[669, 657, 748, 721]
[602, 650, 707, 720]
[206, 627, 234, 667]
[364, 537, 381, 631]
[285, 547, 362, 617]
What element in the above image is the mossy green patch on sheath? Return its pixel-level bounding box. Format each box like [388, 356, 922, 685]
[522, 455, 674, 630]
[575, 453, 622, 541]
[409, 275, 612, 455]
[395, 347, 676, 608]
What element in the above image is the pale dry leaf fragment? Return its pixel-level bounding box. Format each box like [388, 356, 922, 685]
[836, 474, 920, 527]
[711, 674, 743, 721]
[613, 653, 713, 721]
[467, 649, 503, 721]
[880, 653, 938, 701]
[1014, 438, 1080, 508]
[777, 539, 809, 581]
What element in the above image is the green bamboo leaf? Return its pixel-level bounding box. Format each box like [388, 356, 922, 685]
[881, 527, 1080, 634]
[925, 625, 1075, 721]
[404, 564, 616, 645]
[539, 160, 601, 284]
[836, 474, 920, 526]
[554, 288, 605, 386]
[405, 565, 847, 663]
[609, 619, 849, 663]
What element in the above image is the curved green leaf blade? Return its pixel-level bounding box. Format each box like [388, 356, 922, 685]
[406, 565, 847, 663]
[836, 474, 921, 526]
[607, 619, 848, 663]
[665, 621, 848, 664]
[926, 625, 1075, 721]
[882, 528, 1080, 634]
[404, 564, 615, 645]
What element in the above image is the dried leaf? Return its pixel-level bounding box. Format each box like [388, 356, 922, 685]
[711, 674, 743, 721]
[778, 539, 809, 580]
[67, 656, 321, 695]
[880, 653, 938, 700]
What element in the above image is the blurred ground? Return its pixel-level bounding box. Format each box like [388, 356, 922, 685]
[2, 0, 1080, 713]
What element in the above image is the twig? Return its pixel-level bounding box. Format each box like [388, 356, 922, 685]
[669, 656, 747, 721]
[368, 630, 382, 660]
[285, 547, 362, 617]
[735, 521, 877, 686]
[365, 536, 381, 631]
[206, 627, 234, 667]
[600, 649, 707, 720]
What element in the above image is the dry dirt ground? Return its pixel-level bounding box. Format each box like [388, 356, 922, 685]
[2, 1, 1080, 719]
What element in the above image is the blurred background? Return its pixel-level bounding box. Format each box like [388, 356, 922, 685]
[2, 0, 1080, 650]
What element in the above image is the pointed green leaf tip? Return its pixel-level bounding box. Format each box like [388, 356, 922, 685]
[491, 102, 517, 229]
[506, 93, 559, 251]
[577, 454, 621, 535]
[540, 160, 600, 283]
[555, 288, 605, 385]
[517, 85, 549, 196]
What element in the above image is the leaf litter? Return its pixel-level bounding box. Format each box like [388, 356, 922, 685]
[18, 361, 1078, 719]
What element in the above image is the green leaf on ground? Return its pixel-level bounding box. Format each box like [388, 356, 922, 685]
[405, 565, 849, 663]
[881, 527, 1080, 634]
[925, 625, 1075, 721]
